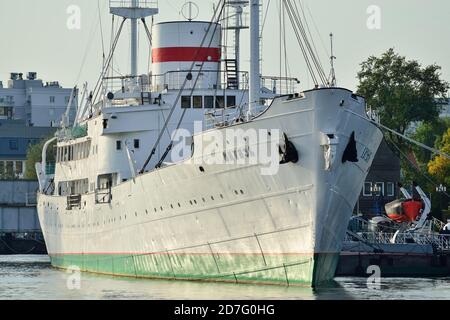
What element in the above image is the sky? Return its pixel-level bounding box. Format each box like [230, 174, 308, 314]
[0, 0, 449, 93]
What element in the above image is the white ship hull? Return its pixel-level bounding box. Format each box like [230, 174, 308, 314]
[37, 88, 383, 286]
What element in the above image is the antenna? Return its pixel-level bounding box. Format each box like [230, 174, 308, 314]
[329, 33, 337, 87]
[181, 2, 199, 21]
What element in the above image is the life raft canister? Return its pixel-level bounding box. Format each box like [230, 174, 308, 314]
[401, 200, 423, 222]
[385, 199, 423, 223]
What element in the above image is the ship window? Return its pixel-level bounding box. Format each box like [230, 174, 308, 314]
[116, 140, 122, 150]
[134, 139, 140, 149]
[204, 96, 214, 108]
[215, 96, 225, 108]
[363, 182, 372, 197]
[227, 96, 236, 108]
[387, 182, 395, 197]
[50, 96, 55, 103]
[193, 96, 203, 108]
[181, 96, 191, 108]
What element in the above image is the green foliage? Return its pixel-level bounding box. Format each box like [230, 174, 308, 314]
[357, 48, 449, 151]
[428, 128, 450, 186]
[411, 119, 450, 163]
[24, 136, 56, 180]
[356, 49, 450, 218]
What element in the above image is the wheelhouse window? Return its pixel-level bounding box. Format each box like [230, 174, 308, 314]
[116, 141, 122, 150]
[193, 96, 203, 109]
[204, 96, 214, 108]
[134, 139, 140, 149]
[215, 96, 225, 108]
[227, 96, 236, 108]
[181, 96, 191, 108]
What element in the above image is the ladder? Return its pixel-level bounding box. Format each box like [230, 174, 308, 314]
[225, 59, 239, 89]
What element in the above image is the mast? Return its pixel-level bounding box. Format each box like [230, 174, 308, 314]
[234, 5, 243, 75]
[109, 0, 159, 80]
[329, 33, 336, 87]
[248, 0, 260, 117]
[130, 0, 138, 78]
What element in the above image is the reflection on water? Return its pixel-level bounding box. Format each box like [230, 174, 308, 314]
[0, 255, 448, 300]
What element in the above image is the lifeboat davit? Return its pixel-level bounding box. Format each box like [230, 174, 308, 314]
[385, 199, 424, 223]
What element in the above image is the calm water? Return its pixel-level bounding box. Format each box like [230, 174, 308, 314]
[0, 255, 449, 300]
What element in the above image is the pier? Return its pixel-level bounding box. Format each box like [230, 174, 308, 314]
[0, 180, 45, 254]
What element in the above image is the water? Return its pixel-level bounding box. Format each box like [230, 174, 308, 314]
[0, 255, 449, 300]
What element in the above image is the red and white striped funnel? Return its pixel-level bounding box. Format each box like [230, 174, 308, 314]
[151, 21, 222, 91]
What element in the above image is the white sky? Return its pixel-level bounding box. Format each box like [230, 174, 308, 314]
[0, 0, 449, 93]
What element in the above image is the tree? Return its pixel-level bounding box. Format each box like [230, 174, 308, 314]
[356, 48, 449, 153]
[24, 136, 56, 180]
[428, 128, 450, 186]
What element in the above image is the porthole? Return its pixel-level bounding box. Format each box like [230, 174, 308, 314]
[189, 200, 193, 205]
[160, 206, 163, 211]
[145, 209, 148, 215]
[135, 212, 138, 217]
[194, 200, 197, 204]
[199, 166, 205, 173]
[240, 189, 244, 194]
[178, 203, 181, 207]
[211, 196, 215, 201]
[170, 204, 174, 209]
[202, 197, 206, 202]
[220, 194, 224, 199]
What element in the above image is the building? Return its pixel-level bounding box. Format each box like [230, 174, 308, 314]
[355, 140, 401, 216]
[0, 72, 77, 127]
[0, 72, 77, 179]
[438, 98, 450, 118]
[0, 120, 56, 178]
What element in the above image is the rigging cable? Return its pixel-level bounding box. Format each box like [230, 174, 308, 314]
[282, 0, 318, 85]
[287, 0, 328, 84]
[297, 0, 326, 81]
[91, 18, 127, 108]
[342, 107, 450, 199]
[155, 3, 227, 168]
[140, 0, 227, 173]
[387, 136, 450, 199]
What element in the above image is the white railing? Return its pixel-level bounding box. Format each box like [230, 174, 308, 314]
[345, 231, 450, 251]
[205, 107, 244, 129]
[109, 0, 158, 8]
[261, 76, 301, 96]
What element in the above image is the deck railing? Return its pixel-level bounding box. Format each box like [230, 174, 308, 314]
[345, 231, 450, 252]
[109, 0, 158, 9]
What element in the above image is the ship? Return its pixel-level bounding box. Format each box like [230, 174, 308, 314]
[35, 0, 383, 287]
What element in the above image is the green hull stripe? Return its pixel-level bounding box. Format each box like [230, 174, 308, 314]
[49, 253, 340, 286]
